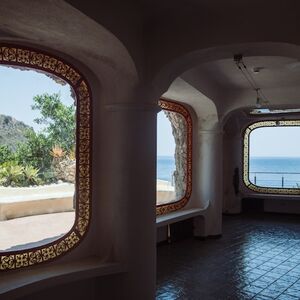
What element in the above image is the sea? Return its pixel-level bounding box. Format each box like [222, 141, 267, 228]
[157, 156, 175, 182]
[157, 156, 300, 188]
[249, 157, 300, 188]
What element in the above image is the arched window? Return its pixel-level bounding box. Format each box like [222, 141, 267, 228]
[244, 120, 300, 195]
[0, 45, 92, 270]
[156, 99, 192, 215]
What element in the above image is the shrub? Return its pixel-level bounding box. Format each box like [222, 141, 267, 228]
[23, 165, 41, 186]
[14, 130, 55, 183]
[0, 162, 42, 187]
[0, 145, 14, 165]
[68, 147, 76, 161]
[0, 162, 24, 187]
[50, 145, 65, 159]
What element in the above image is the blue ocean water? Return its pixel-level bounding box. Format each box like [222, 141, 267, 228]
[157, 156, 300, 188]
[250, 157, 300, 188]
[157, 156, 175, 182]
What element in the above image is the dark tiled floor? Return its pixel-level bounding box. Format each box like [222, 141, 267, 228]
[157, 213, 300, 300]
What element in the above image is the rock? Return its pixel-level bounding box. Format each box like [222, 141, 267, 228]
[52, 157, 76, 183]
[164, 110, 187, 199]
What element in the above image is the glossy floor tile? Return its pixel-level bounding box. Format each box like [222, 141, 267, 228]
[157, 214, 300, 300]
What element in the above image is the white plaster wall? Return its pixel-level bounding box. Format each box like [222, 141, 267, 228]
[1, 0, 300, 299]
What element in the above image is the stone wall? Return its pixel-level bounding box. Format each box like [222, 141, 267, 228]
[164, 111, 187, 200]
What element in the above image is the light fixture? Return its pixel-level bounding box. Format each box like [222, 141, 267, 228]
[253, 66, 264, 74]
[234, 54, 270, 108]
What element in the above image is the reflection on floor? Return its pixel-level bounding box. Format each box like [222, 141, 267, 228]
[0, 212, 75, 251]
[157, 213, 300, 300]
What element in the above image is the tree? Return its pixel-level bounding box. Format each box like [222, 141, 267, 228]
[0, 145, 14, 165]
[15, 129, 53, 175]
[14, 93, 76, 183]
[32, 93, 76, 152]
[0, 93, 75, 185]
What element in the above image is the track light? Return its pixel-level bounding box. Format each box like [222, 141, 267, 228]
[234, 54, 270, 108]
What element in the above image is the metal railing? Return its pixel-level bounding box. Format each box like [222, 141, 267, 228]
[249, 171, 300, 188]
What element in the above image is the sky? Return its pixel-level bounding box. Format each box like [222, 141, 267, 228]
[0, 66, 73, 132]
[250, 127, 300, 157]
[5, 65, 299, 158]
[0, 65, 176, 156]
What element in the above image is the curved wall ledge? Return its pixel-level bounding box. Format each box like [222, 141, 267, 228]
[0, 257, 125, 300]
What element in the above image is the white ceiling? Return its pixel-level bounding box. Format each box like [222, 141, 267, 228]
[168, 55, 300, 119]
[192, 56, 300, 90]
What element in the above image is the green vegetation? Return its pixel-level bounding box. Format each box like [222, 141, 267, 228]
[32, 93, 75, 152]
[0, 115, 31, 151]
[0, 93, 75, 187]
[0, 162, 41, 187]
[0, 145, 14, 165]
[0, 162, 24, 187]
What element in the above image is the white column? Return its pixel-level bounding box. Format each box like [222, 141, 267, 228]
[100, 101, 158, 299]
[194, 129, 223, 237]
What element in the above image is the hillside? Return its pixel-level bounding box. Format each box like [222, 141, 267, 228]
[0, 114, 32, 150]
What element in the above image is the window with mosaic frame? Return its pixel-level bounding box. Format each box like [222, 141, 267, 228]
[156, 99, 192, 215]
[0, 45, 92, 271]
[243, 120, 300, 195]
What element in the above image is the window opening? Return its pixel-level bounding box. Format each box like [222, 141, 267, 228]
[156, 99, 192, 215]
[0, 45, 92, 270]
[244, 120, 300, 194]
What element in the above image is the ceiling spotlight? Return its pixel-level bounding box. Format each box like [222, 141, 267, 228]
[253, 67, 264, 74]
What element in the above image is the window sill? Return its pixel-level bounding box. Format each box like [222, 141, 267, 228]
[0, 257, 125, 300]
[242, 191, 300, 200]
[156, 208, 205, 228]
